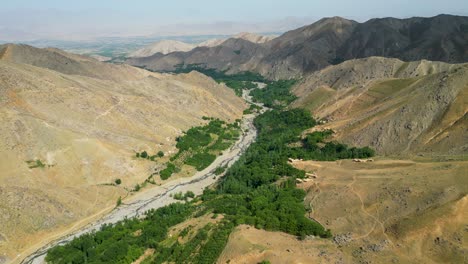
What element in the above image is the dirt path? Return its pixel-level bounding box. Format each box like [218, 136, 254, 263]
[19, 90, 265, 264]
[347, 175, 394, 246]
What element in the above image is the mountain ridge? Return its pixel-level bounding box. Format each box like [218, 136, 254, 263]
[292, 56, 468, 155]
[127, 14, 468, 79]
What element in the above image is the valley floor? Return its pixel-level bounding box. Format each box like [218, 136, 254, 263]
[17, 111, 259, 264]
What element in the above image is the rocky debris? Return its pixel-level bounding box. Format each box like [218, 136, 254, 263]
[333, 233, 353, 246]
[366, 240, 390, 252]
[0, 256, 9, 264]
[353, 159, 374, 163]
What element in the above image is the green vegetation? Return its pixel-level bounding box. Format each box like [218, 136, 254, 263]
[153, 221, 234, 263]
[45, 74, 375, 264]
[161, 118, 240, 179]
[116, 196, 122, 207]
[185, 152, 216, 171]
[26, 159, 46, 169]
[201, 109, 331, 238]
[250, 79, 298, 109]
[243, 103, 262, 115]
[115, 179, 122, 185]
[288, 129, 375, 161]
[214, 166, 227, 175]
[46, 203, 193, 264]
[160, 163, 179, 180]
[136, 150, 162, 161]
[134, 184, 141, 192]
[173, 191, 196, 201]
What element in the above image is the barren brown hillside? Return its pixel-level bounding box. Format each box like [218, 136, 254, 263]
[0, 44, 246, 260]
[292, 57, 468, 155]
[219, 158, 467, 264]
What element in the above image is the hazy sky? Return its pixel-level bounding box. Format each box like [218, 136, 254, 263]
[1, 0, 467, 40]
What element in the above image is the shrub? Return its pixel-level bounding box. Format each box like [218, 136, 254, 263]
[134, 184, 141, 192]
[160, 163, 178, 180]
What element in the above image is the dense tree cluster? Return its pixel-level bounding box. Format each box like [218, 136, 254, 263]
[46, 203, 193, 264]
[161, 118, 240, 179]
[202, 109, 331, 238]
[250, 80, 298, 108]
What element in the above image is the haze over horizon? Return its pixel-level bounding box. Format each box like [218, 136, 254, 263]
[1, 0, 468, 41]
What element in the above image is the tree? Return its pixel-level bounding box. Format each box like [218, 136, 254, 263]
[157, 151, 165, 158]
[115, 179, 122, 185]
[140, 151, 148, 159]
[134, 184, 141, 192]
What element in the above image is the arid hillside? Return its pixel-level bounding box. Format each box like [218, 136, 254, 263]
[292, 57, 468, 156]
[129, 40, 196, 58]
[0, 44, 245, 261]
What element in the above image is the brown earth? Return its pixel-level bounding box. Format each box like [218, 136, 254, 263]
[219, 158, 467, 264]
[0, 44, 246, 261]
[292, 57, 468, 156]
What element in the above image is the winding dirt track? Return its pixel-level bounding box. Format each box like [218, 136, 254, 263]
[20, 90, 265, 264]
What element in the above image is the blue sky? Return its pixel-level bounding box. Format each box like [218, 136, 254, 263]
[1, 0, 467, 40]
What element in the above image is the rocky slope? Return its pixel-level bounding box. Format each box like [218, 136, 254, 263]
[129, 40, 196, 57]
[128, 32, 276, 59]
[292, 57, 468, 155]
[127, 14, 468, 79]
[0, 44, 246, 260]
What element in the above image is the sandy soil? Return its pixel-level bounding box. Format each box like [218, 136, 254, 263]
[219, 157, 468, 264]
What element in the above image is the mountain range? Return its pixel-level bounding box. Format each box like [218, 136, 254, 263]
[1, 13, 467, 264]
[128, 14, 468, 79]
[128, 32, 276, 58]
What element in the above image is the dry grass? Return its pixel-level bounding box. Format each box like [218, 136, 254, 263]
[218, 158, 467, 264]
[0, 45, 246, 262]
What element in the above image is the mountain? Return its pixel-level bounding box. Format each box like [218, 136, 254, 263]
[128, 15, 468, 79]
[129, 40, 196, 57]
[231, 32, 276, 44]
[337, 14, 468, 63]
[127, 33, 276, 59]
[292, 56, 468, 155]
[255, 16, 357, 79]
[0, 44, 245, 259]
[126, 37, 268, 73]
[197, 38, 226, 47]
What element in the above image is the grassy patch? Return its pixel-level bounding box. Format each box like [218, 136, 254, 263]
[25, 159, 46, 169]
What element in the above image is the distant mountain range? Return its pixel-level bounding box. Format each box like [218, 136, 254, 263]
[128, 33, 276, 58]
[127, 14, 468, 79]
